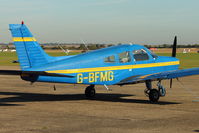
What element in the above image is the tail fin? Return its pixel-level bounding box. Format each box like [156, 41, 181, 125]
[9, 22, 52, 70]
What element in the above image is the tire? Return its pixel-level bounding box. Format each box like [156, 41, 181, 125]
[149, 89, 160, 102]
[85, 86, 96, 98]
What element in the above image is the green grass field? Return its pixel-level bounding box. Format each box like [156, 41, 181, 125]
[0, 52, 198, 69]
[0, 52, 79, 66]
[158, 53, 199, 69]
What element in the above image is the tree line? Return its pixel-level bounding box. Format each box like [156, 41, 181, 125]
[0, 43, 199, 50]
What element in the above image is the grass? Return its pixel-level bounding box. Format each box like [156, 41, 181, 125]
[0, 52, 80, 66]
[0, 51, 198, 69]
[157, 53, 199, 69]
[0, 52, 18, 66]
[47, 52, 80, 56]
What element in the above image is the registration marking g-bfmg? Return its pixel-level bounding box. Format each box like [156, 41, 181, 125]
[77, 71, 114, 83]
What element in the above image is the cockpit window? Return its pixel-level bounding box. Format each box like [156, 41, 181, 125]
[149, 50, 158, 59]
[133, 49, 149, 61]
[104, 55, 115, 63]
[119, 51, 131, 63]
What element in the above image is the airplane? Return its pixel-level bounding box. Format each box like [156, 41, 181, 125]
[0, 22, 199, 103]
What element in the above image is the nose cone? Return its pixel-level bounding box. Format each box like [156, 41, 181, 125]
[169, 57, 179, 62]
[156, 56, 180, 70]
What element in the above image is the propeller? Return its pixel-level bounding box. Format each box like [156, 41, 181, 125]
[170, 78, 173, 88]
[172, 36, 177, 57]
[170, 36, 177, 88]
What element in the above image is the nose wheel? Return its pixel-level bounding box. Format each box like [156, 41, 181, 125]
[145, 80, 166, 103]
[85, 85, 96, 98]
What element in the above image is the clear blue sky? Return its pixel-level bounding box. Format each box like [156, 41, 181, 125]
[0, 0, 199, 44]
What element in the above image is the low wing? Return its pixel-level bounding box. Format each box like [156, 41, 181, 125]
[0, 70, 74, 78]
[118, 68, 199, 85]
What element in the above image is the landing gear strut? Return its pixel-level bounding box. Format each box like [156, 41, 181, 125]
[85, 85, 96, 98]
[145, 80, 166, 102]
[157, 81, 166, 97]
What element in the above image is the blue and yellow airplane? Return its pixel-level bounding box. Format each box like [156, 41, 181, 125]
[1, 22, 199, 102]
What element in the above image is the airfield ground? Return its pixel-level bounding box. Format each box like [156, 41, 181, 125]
[0, 66, 199, 133]
[0, 50, 199, 133]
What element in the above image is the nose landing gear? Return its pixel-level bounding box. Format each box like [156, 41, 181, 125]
[145, 80, 166, 102]
[157, 81, 166, 97]
[149, 89, 160, 102]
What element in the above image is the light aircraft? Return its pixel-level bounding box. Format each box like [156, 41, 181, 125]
[1, 22, 199, 102]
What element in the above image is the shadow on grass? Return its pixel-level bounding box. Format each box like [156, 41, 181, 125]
[0, 91, 181, 106]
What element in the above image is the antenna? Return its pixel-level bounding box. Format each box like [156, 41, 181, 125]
[80, 39, 89, 51]
[57, 43, 69, 55]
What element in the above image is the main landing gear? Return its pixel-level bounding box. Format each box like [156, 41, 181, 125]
[144, 80, 166, 102]
[85, 85, 96, 98]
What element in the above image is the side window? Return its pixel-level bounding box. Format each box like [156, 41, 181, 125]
[104, 55, 115, 63]
[119, 51, 131, 63]
[133, 49, 149, 61]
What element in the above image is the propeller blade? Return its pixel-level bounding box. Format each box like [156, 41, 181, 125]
[170, 79, 173, 88]
[172, 36, 177, 57]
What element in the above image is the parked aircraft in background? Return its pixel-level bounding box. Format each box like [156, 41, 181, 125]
[0, 22, 199, 102]
[10, 49, 16, 52]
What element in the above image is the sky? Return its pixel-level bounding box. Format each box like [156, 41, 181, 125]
[0, 0, 199, 45]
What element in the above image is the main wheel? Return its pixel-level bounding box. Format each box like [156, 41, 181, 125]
[85, 86, 96, 98]
[149, 89, 160, 102]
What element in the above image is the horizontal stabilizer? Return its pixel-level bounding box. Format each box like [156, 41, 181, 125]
[0, 70, 74, 78]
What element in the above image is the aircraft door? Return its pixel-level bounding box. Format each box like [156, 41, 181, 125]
[117, 51, 133, 81]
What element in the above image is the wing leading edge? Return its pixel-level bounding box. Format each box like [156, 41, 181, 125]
[117, 68, 199, 85]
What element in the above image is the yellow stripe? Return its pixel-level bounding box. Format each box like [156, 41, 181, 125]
[46, 61, 180, 74]
[13, 37, 37, 42]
